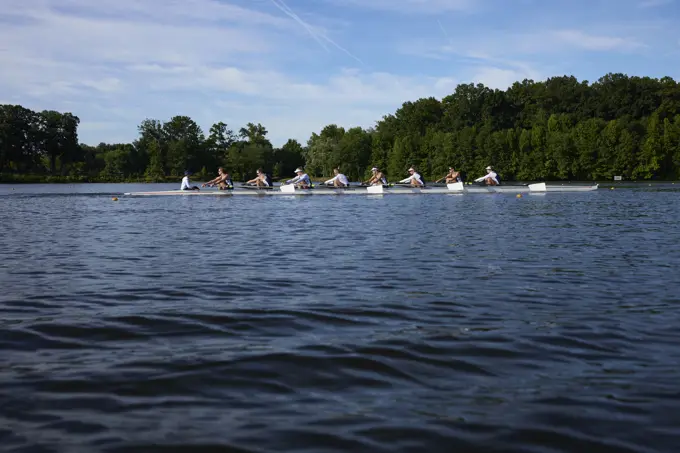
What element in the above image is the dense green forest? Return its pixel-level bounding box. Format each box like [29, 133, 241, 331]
[1, 73, 679, 183]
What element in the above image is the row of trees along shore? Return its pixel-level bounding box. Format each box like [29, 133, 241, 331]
[1, 73, 679, 183]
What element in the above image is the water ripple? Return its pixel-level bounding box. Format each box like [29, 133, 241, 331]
[1, 185, 680, 452]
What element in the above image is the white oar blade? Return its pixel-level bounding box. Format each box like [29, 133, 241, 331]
[528, 182, 547, 192]
[447, 182, 464, 192]
[280, 184, 296, 193]
[366, 185, 384, 194]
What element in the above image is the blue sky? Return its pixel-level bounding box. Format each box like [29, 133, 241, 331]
[0, 0, 678, 147]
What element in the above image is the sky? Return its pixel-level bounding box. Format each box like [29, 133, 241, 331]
[0, 0, 678, 147]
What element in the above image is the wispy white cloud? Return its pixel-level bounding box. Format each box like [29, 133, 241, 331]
[549, 29, 645, 51]
[638, 0, 673, 7]
[4, 8, 274, 68]
[131, 64, 457, 107]
[323, 0, 476, 14]
[80, 78, 123, 93]
[400, 25, 646, 67]
[23, 0, 291, 27]
[401, 20, 544, 87]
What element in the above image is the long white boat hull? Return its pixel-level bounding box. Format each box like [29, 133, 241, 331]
[124, 183, 598, 196]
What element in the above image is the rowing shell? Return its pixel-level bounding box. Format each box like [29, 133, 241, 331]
[124, 182, 598, 196]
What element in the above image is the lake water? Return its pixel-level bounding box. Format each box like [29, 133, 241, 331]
[1, 183, 680, 452]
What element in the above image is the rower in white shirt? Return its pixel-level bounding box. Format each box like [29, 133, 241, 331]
[398, 167, 425, 187]
[323, 168, 349, 187]
[285, 167, 311, 188]
[180, 170, 200, 191]
[474, 166, 500, 186]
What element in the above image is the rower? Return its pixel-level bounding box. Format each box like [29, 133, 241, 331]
[246, 168, 271, 187]
[202, 167, 232, 190]
[435, 167, 461, 183]
[363, 167, 387, 186]
[474, 166, 500, 185]
[180, 170, 200, 190]
[398, 167, 425, 187]
[285, 167, 311, 188]
[323, 168, 349, 187]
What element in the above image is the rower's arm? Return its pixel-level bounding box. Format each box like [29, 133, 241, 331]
[479, 172, 497, 182]
[398, 176, 412, 183]
[324, 175, 338, 184]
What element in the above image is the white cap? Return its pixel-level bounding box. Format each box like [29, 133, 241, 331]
[486, 166, 492, 170]
[371, 167, 378, 172]
[407, 167, 414, 172]
[294, 168, 304, 173]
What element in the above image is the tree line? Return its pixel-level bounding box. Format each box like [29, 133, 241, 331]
[1, 72, 679, 183]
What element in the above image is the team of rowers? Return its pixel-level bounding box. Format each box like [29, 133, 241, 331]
[181, 165, 501, 191]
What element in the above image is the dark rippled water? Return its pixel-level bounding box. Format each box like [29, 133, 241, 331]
[2, 183, 680, 453]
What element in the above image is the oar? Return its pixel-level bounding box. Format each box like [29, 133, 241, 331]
[320, 184, 354, 189]
[241, 183, 272, 190]
[391, 182, 427, 188]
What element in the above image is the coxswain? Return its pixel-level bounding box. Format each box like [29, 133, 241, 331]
[246, 168, 272, 187]
[202, 167, 232, 189]
[474, 166, 500, 185]
[398, 167, 425, 187]
[180, 170, 200, 190]
[285, 168, 311, 188]
[323, 168, 349, 187]
[363, 167, 387, 186]
[435, 167, 461, 183]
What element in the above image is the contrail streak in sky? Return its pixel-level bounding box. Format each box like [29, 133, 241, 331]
[270, 0, 363, 65]
[270, 0, 329, 51]
[437, 19, 450, 41]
